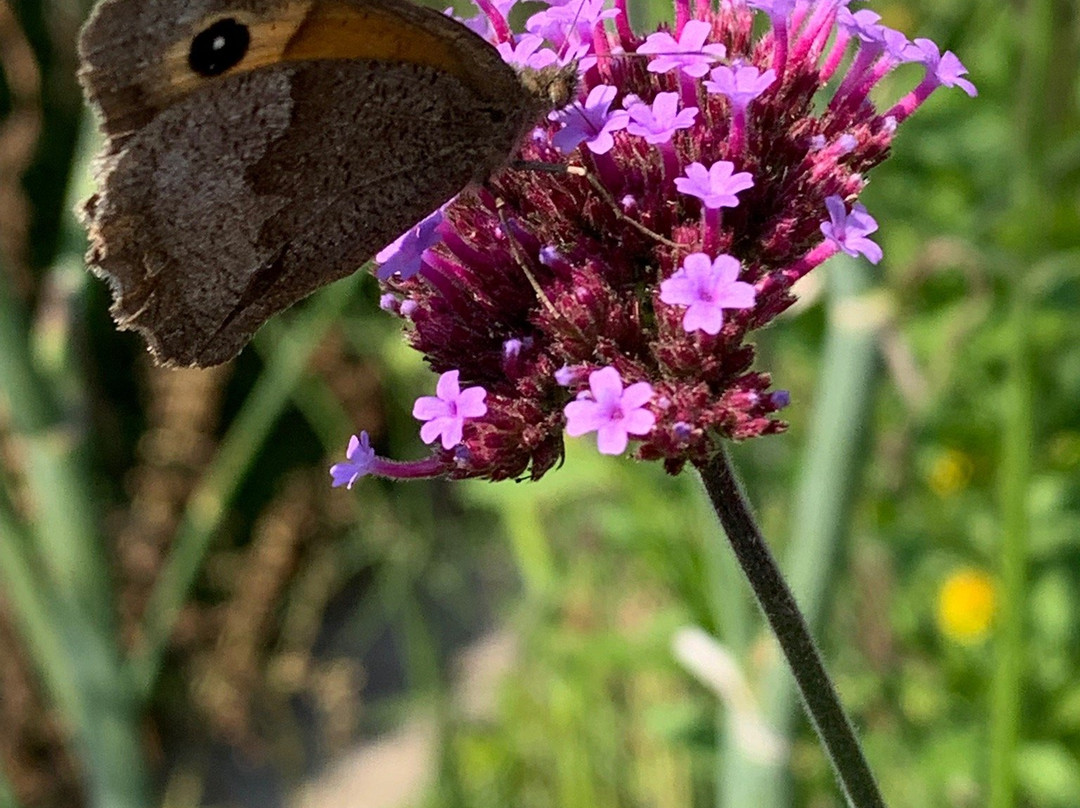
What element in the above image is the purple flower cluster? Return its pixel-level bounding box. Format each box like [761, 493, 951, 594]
[331, 0, 974, 486]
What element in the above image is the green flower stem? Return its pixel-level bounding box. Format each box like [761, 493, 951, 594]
[721, 257, 882, 806]
[696, 447, 885, 808]
[988, 288, 1032, 808]
[133, 272, 365, 698]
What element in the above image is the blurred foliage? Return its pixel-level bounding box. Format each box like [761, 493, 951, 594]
[0, 0, 1078, 806]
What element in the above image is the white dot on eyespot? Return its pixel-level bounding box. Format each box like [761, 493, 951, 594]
[213, 35, 226, 51]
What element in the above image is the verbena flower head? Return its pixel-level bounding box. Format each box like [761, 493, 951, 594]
[332, 0, 974, 484]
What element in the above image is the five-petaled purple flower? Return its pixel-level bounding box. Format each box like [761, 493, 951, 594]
[496, 33, 558, 69]
[413, 370, 488, 450]
[330, 432, 377, 489]
[660, 253, 757, 335]
[553, 85, 630, 155]
[704, 65, 777, 109]
[637, 20, 727, 78]
[625, 92, 698, 144]
[909, 38, 978, 96]
[564, 367, 656, 455]
[676, 161, 754, 209]
[820, 196, 883, 264]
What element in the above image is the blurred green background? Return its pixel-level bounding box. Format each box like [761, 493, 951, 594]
[0, 0, 1076, 806]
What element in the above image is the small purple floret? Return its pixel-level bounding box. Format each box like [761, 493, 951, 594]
[564, 367, 656, 455]
[625, 92, 698, 144]
[638, 20, 727, 78]
[704, 64, 776, 108]
[413, 370, 488, 450]
[330, 432, 377, 489]
[659, 253, 757, 335]
[553, 85, 630, 155]
[910, 38, 977, 96]
[820, 196, 883, 264]
[675, 161, 755, 209]
[497, 33, 559, 69]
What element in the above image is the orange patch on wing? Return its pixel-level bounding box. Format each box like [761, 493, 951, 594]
[160, 0, 484, 104]
[283, 0, 479, 88]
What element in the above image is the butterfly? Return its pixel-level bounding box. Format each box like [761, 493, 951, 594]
[78, 0, 576, 366]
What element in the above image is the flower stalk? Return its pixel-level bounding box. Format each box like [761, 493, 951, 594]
[697, 447, 885, 808]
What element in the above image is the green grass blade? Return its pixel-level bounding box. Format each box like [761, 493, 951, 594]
[133, 271, 366, 697]
[988, 288, 1032, 808]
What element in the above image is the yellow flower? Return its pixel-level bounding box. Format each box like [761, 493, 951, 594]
[936, 568, 996, 644]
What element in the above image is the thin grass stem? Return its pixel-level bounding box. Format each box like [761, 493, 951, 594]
[133, 272, 366, 697]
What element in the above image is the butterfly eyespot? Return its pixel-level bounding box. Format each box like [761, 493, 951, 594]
[188, 18, 250, 77]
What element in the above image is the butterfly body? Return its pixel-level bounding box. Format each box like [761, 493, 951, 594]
[79, 0, 574, 366]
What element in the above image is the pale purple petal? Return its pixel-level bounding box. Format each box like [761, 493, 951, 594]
[413, 396, 450, 421]
[588, 365, 625, 403]
[435, 368, 461, 401]
[375, 207, 445, 280]
[936, 51, 978, 96]
[682, 304, 724, 335]
[596, 422, 630, 455]
[456, 386, 489, 418]
[564, 398, 608, 435]
[621, 381, 655, 410]
[621, 408, 657, 436]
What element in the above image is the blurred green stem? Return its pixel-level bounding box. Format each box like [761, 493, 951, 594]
[719, 258, 881, 804]
[0, 769, 18, 808]
[697, 447, 884, 808]
[988, 288, 1032, 807]
[0, 252, 112, 628]
[987, 0, 1052, 796]
[133, 272, 365, 698]
[0, 253, 150, 807]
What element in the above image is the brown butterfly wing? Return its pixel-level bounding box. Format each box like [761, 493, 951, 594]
[79, 0, 545, 366]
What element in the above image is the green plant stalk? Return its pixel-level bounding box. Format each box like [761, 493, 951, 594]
[0, 258, 150, 806]
[503, 496, 558, 596]
[719, 258, 881, 805]
[0, 465, 149, 808]
[0, 763, 19, 808]
[0, 259, 112, 630]
[986, 0, 1052, 792]
[697, 447, 885, 808]
[988, 289, 1031, 808]
[0, 487, 85, 743]
[697, 459, 753, 808]
[133, 271, 365, 697]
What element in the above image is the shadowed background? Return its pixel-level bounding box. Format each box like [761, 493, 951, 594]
[0, 0, 1076, 806]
